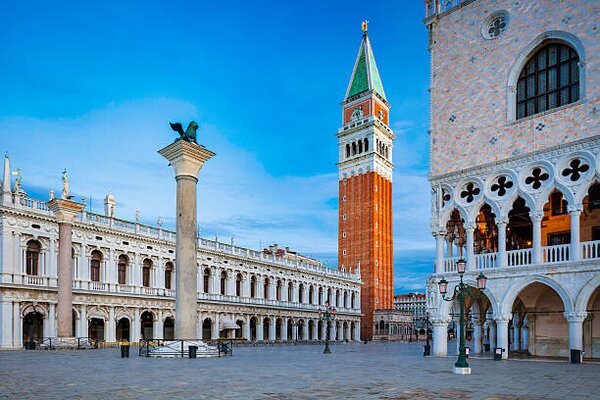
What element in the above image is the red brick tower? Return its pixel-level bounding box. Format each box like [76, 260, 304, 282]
[338, 23, 394, 340]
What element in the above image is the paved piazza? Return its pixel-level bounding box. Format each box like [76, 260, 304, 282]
[1, 342, 599, 399]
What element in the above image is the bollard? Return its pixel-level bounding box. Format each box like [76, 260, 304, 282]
[121, 344, 130, 358]
[189, 345, 198, 358]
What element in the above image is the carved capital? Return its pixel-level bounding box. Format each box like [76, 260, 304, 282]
[529, 211, 544, 223]
[564, 312, 588, 323]
[567, 205, 583, 214]
[493, 313, 512, 323]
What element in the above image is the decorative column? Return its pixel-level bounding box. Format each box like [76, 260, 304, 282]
[282, 318, 288, 341]
[434, 230, 446, 273]
[159, 138, 215, 340]
[490, 321, 496, 350]
[131, 308, 141, 343]
[0, 300, 13, 348]
[48, 303, 56, 338]
[465, 221, 476, 270]
[48, 198, 84, 337]
[244, 316, 251, 340]
[303, 321, 309, 340]
[494, 315, 510, 359]
[568, 206, 582, 261]
[472, 318, 482, 353]
[269, 318, 276, 341]
[354, 321, 361, 341]
[79, 305, 87, 338]
[565, 312, 587, 363]
[432, 320, 448, 356]
[497, 219, 508, 268]
[330, 322, 337, 341]
[211, 315, 219, 340]
[107, 307, 116, 342]
[256, 318, 264, 341]
[530, 212, 544, 264]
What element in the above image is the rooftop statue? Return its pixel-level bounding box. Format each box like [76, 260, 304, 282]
[61, 169, 72, 200]
[169, 121, 199, 144]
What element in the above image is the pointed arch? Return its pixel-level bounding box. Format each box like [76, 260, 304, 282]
[500, 275, 573, 316]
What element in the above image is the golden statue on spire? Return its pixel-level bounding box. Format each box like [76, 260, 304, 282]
[361, 20, 369, 33]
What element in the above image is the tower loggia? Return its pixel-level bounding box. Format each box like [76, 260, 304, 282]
[337, 24, 395, 340]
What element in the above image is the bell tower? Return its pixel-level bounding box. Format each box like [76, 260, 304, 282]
[337, 22, 394, 340]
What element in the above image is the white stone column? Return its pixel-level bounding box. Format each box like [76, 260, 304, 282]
[269, 318, 276, 341]
[156, 310, 164, 339]
[13, 302, 21, 348]
[565, 312, 587, 362]
[48, 199, 84, 337]
[107, 307, 116, 342]
[257, 318, 264, 341]
[434, 231, 446, 274]
[159, 139, 215, 340]
[0, 300, 13, 348]
[568, 206, 582, 261]
[211, 315, 219, 340]
[282, 318, 288, 340]
[79, 305, 88, 338]
[330, 322, 337, 341]
[497, 219, 507, 268]
[490, 321, 496, 349]
[132, 309, 141, 343]
[48, 303, 56, 338]
[432, 320, 448, 357]
[465, 221, 476, 270]
[495, 316, 510, 359]
[244, 315, 251, 340]
[257, 276, 264, 299]
[303, 321, 309, 340]
[472, 319, 482, 353]
[48, 238, 57, 285]
[354, 321, 361, 341]
[531, 212, 543, 264]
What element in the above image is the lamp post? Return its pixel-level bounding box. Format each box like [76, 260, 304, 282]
[437, 258, 487, 375]
[318, 301, 336, 354]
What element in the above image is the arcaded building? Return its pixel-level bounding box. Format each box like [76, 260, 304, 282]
[337, 25, 395, 340]
[0, 155, 361, 348]
[425, 0, 599, 361]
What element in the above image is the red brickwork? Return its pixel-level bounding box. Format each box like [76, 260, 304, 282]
[338, 172, 393, 339]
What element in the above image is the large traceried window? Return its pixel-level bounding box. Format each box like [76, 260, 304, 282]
[26, 240, 41, 276]
[118, 255, 128, 285]
[164, 262, 174, 289]
[142, 259, 152, 287]
[90, 250, 102, 282]
[517, 42, 580, 119]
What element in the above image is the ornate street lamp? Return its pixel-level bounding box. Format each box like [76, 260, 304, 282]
[438, 258, 487, 374]
[318, 301, 336, 354]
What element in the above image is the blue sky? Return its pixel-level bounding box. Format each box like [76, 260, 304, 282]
[0, 1, 432, 293]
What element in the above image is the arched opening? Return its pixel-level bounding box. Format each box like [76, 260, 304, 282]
[250, 276, 257, 298]
[541, 190, 571, 262]
[350, 322, 356, 341]
[506, 197, 533, 265]
[308, 286, 314, 305]
[235, 319, 244, 339]
[318, 321, 323, 340]
[298, 284, 304, 303]
[263, 318, 270, 341]
[142, 259, 152, 287]
[164, 262, 174, 289]
[23, 312, 43, 346]
[163, 317, 174, 340]
[583, 285, 600, 359]
[364, 138, 369, 152]
[327, 288, 332, 305]
[474, 204, 498, 254]
[287, 319, 293, 341]
[116, 318, 130, 341]
[445, 209, 466, 261]
[88, 318, 105, 341]
[335, 289, 340, 307]
[345, 144, 350, 158]
[25, 240, 41, 276]
[275, 318, 283, 340]
[249, 317, 257, 341]
[308, 320, 314, 340]
[343, 291, 348, 308]
[297, 319, 304, 340]
[202, 318, 212, 340]
[235, 273, 242, 296]
[351, 142, 357, 156]
[318, 287, 323, 305]
[117, 255, 128, 285]
[263, 278, 270, 299]
[276, 280, 282, 301]
[288, 282, 293, 302]
[351, 292, 356, 309]
[203, 268, 210, 293]
[140, 311, 154, 340]
[220, 271, 227, 295]
[510, 282, 568, 358]
[90, 250, 102, 282]
[358, 140, 363, 153]
[581, 182, 600, 258]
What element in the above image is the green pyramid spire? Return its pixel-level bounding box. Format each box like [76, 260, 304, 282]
[345, 31, 387, 101]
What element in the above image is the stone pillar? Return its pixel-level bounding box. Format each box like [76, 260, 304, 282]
[107, 307, 116, 342]
[156, 310, 164, 339]
[531, 212, 543, 264]
[434, 231, 446, 274]
[472, 319, 482, 353]
[257, 318, 264, 341]
[568, 207, 582, 261]
[211, 315, 219, 340]
[303, 321, 309, 340]
[159, 139, 215, 340]
[48, 303, 56, 338]
[79, 305, 87, 338]
[131, 309, 141, 343]
[330, 322, 337, 341]
[282, 318, 288, 341]
[0, 300, 13, 348]
[13, 302, 21, 348]
[495, 316, 510, 359]
[465, 221, 476, 270]
[354, 321, 361, 341]
[432, 320, 448, 356]
[565, 312, 587, 363]
[269, 318, 276, 341]
[490, 321, 496, 350]
[244, 315, 251, 340]
[291, 322, 297, 340]
[497, 219, 507, 268]
[48, 199, 84, 337]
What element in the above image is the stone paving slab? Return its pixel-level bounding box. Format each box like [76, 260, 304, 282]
[0, 342, 599, 399]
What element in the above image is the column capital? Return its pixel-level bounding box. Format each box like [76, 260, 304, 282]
[47, 198, 85, 223]
[493, 314, 512, 323]
[529, 211, 544, 223]
[564, 311, 588, 323]
[158, 140, 216, 179]
[567, 205, 583, 214]
[496, 218, 509, 226]
[432, 229, 447, 238]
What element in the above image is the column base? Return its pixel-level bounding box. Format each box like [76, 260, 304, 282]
[453, 367, 471, 375]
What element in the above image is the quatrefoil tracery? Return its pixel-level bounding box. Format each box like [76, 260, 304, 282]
[525, 168, 549, 190]
[490, 176, 514, 197]
[562, 159, 590, 182]
[460, 183, 481, 203]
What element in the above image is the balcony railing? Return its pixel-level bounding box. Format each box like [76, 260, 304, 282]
[442, 240, 600, 273]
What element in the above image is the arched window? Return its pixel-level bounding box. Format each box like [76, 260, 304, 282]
[203, 268, 210, 293]
[364, 138, 369, 152]
[164, 262, 174, 289]
[345, 144, 350, 158]
[308, 286, 314, 305]
[263, 278, 270, 299]
[318, 287, 323, 305]
[118, 255, 128, 284]
[142, 259, 152, 287]
[220, 271, 227, 295]
[344, 291, 348, 308]
[235, 273, 242, 296]
[358, 140, 363, 153]
[517, 42, 580, 119]
[288, 282, 294, 301]
[276, 280, 282, 301]
[298, 284, 304, 303]
[90, 250, 102, 282]
[25, 240, 41, 276]
[250, 276, 256, 298]
[352, 142, 357, 156]
[351, 292, 356, 309]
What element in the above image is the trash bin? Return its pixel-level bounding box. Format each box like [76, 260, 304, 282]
[484, 343, 490, 352]
[570, 349, 582, 364]
[189, 345, 198, 359]
[120, 344, 130, 358]
[494, 347, 503, 360]
[423, 344, 431, 356]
